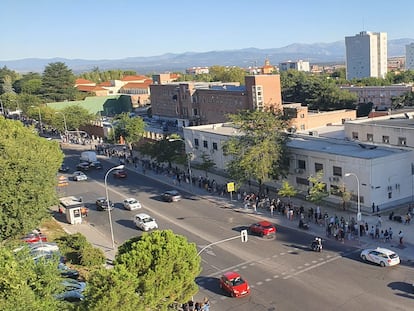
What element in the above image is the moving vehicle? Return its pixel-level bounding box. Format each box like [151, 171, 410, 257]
[248, 221, 276, 237]
[72, 171, 87, 181]
[59, 164, 70, 173]
[76, 162, 90, 171]
[360, 247, 400, 267]
[123, 198, 142, 210]
[79, 151, 97, 163]
[219, 271, 250, 297]
[95, 197, 114, 211]
[161, 190, 182, 202]
[88, 161, 103, 169]
[134, 213, 158, 231]
[113, 169, 127, 178]
[311, 237, 323, 252]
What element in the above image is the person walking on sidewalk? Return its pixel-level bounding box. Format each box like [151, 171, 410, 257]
[398, 230, 404, 245]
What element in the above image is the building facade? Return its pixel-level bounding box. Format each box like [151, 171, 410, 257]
[406, 43, 414, 70]
[345, 31, 387, 80]
[279, 60, 310, 72]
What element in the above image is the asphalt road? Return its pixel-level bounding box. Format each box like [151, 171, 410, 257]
[61, 149, 414, 311]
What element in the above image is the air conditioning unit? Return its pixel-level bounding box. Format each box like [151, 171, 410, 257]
[294, 168, 303, 174]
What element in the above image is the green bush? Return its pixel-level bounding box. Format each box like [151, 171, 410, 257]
[79, 245, 106, 267]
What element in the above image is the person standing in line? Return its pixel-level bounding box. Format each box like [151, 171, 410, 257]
[270, 203, 274, 217]
[389, 227, 393, 240]
[372, 202, 375, 214]
[398, 230, 404, 245]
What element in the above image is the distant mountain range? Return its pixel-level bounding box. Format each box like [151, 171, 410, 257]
[1, 38, 413, 74]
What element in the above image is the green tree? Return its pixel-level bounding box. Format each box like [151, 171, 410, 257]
[137, 137, 184, 168]
[278, 180, 297, 201]
[0, 118, 63, 240]
[307, 170, 329, 205]
[53, 105, 94, 133]
[223, 110, 289, 193]
[84, 230, 201, 310]
[0, 243, 66, 311]
[113, 113, 145, 147]
[40, 62, 78, 102]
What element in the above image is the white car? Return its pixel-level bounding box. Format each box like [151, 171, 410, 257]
[72, 171, 87, 181]
[360, 247, 400, 267]
[134, 213, 158, 231]
[123, 198, 142, 210]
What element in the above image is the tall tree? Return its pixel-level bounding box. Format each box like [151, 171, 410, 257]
[0, 118, 63, 240]
[84, 230, 201, 310]
[278, 180, 297, 201]
[113, 113, 145, 152]
[40, 62, 78, 102]
[223, 110, 289, 193]
[306, 170, 329, 205]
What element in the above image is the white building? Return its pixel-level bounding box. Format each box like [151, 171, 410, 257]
[345, 31, 387, 80]
[183, 122, 414, 210]
[279, 60, 310, 72]
[405, 42, 414, 70]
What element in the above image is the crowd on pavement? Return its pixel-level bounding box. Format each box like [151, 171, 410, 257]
[57, 141, 414, 310]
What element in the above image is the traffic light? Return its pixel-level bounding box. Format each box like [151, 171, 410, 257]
[241, 229, 248, 243]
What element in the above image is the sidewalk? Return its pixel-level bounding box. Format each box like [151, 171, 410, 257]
[58, 142, 414, 265]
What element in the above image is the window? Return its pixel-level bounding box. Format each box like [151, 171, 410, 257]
[194, 138, 199, 147]
[352, 132, 359, 139]
[367, 133, 373, 141]
[212, 142, 218, 150]
[315, 163, 323, 172]
[333, 166, 342, 177]
[398, 137, 407, 146]
[297, 160, 306, 170]
[203, 140, 208, 148]
[382, 135, 389, 143]
[296, 177, 309, 186]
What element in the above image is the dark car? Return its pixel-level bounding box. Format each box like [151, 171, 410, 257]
[95, 197, 114, 211]
[113, 169, 127, 178]
[59, 164, 70, 173]
[76, 162, 90, 171]
[161, 190, 182, 202]
[248, 221, 276, 237]
[58, 263, 79, 279]
[88, 161, 103, 169]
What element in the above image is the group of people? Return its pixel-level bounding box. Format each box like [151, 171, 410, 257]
[182, 297, 210, 311]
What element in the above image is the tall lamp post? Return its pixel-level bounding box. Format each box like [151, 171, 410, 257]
[55, 111, 68, 138]
[187, 152, 193, 191]
[345, 172, 361, 241]
[105, 164, 124, 250]
[31, 106, 43, 134]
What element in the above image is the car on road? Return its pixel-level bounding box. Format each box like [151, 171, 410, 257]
[72, 171, 87, 181]
[360, 247, 400, 267]
[248, 221, 276, 237]
[219, 271, 250, 297]
[59, 164, 70, 173]
[113, 169, 127, 178]
[76, 162, 90, 171]
[134, 213, 158, 231]
[95, 197, 114, 211]
[88, 161, 103, 169]
[161, 190, 182, 202]
[123, 198, 142, 210]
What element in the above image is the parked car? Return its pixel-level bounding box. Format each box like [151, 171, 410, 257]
[248, 221, 276, 237]
[219, 271, 250, 297]
[113, 169, 127, 178]
[95, 197, 114, 211]
[58, 263, 79, 279]
[123, 198, 142, 210]
[134, 213, 158, 231]
[161, 190, 182, 202]
[72, 171, 87, 181]
[88, 161, 103, 169]
[55, 279, 86, 302]
[59, 164, 70, 173]
[360, 247, 400, 267]
[22, 231, 47, 243]
[76, 162, 90, 171]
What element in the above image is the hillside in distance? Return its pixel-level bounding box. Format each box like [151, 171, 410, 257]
[1, 38, 413, 74]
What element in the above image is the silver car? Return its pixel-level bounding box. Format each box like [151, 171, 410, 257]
[134, 213, 158, 231]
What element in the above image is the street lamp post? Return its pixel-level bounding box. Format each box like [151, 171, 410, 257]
[345, 172, 361, 242]
[55, 111, 68, 137]
[187, 152, 193, 191]
[31, 106, 43, 134]
[105, 164, 125, 250]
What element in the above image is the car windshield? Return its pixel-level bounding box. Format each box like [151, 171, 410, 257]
[231, 277, 245, 286]
[262, 224, 273, 229]
[389, 253, 398, 259]
[142, 217, 153, 223]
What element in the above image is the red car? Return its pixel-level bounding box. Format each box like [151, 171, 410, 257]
[248, 220, 276, 237]
[219, 271, 250, 297]
[22, 232, 47, 243]
[113, 169, 127, 178]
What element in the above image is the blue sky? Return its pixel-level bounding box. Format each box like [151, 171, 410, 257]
[1, 0, 413, 60]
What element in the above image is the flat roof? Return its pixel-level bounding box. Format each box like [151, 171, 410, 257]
[288, 135, 409, 159]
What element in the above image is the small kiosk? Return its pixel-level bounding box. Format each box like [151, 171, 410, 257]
[59, 196, 84, 225]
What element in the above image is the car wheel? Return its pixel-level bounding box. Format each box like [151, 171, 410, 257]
[361, 255, 367, 261]
[380, 261, 386, 267]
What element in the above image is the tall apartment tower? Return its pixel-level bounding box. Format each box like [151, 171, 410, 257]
[406, 43, 414, 70]
[345, 31, 387, 80]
